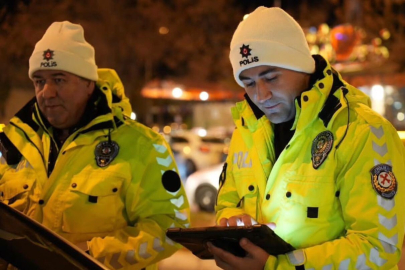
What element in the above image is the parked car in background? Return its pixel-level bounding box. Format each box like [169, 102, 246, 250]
[185, 162, 224, 212]
[169, 130, 229, 180]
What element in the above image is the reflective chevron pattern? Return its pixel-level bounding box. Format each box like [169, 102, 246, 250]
[166, 236, 175, 246]
[370, 248, 387, 266]
[338, 259, 350, 269]
[174, 209, 188, 221]
[153, 237, 165, 252]
[378, 214, 397, 230]
[287, 250, 305, 265]
[378, 232, 398, 253]
[154, 142, 189, 222]
[355, 254, 368, 269]
[109, 252, 123, 269]
[170, 195, 185, 208]
[97, 256, 106, 264]
[370, 125, 398, 268]
[125, 250, 138, 265]
[139, 242, 152, 259]
[321, 265, 332, 270]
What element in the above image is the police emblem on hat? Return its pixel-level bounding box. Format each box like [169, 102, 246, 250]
[370, 164, 397, 199]
[311, 131, 333, 169]
[240, 44, 252, 58]
[43, 49, 54, 61]
[95, 141, 119, 167]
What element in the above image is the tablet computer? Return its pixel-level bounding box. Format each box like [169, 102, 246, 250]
[166, 224, 294, 259]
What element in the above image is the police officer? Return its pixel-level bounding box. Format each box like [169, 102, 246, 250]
[210, 7, 405, 270]
[0, 21, 190, 270]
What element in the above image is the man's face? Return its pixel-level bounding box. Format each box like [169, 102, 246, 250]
[239, 65, 310, 124]
[33, 70, 95, 129]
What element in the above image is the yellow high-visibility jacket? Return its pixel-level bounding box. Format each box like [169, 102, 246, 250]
[216, 56, 405, 269]
[0, 69, 190, 270]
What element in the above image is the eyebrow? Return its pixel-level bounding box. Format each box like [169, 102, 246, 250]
[32, 73, 66, 79]
[51, 73, 67, 77]
[239, 67, 278, 81]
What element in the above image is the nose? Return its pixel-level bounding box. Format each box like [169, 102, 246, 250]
[255, 80, 272, 103]
[42, 81, 57, 99]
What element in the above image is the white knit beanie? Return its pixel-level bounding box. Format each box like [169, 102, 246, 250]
[230, 7, 315, 87]
[29, 21, 98, 81]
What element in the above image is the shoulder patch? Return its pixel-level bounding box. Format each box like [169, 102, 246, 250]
[370, 164, 397, 200]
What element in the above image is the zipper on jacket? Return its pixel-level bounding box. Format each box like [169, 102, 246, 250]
[216, 163, 227, 206]
[236, 196, 245, 208]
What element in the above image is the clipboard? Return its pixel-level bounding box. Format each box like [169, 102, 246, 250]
[0, 202, 108, 270]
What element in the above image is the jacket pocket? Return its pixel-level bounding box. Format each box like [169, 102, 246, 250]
[234, 172, 258, 219]
[0, 170, 36, 212]
[280, 178, 339, 227]
[61, 171, 125, 234]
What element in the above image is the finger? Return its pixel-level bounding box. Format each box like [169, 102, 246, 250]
[241, 215, 255, 226]
[266, 222, 276, 230]
[208, 242, 239, 265]
[227, 216, 238, 226]
[212, 254, 232, 270]
[251, 217, 258, 225]
[219, 218, 228, 227]
[239, 238, 269, 259]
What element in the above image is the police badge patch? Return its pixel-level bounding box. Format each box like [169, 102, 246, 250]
[95, 141, 119, 167]
[370, 164, 397, 199]
[311, 131, 333, 169]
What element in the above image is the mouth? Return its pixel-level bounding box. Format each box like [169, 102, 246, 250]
[263, 103, 280, 110]
[45, 105, 62, 110]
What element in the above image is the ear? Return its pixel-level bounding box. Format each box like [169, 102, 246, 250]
[86, 81, 96, 96]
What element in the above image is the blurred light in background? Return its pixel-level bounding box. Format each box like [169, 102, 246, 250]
[372, 38, 382, 46]
[183, 146, 191, 155]
[172, 87, 183, 98]
[163, 125, 172, 134]
[380, 28, 390, 40]
[380, 46, 389, 59]
[310, 45, 319, 55]
[159, 26, 169, 35]
[199, 91, 209, 101]
[130, 112, 136, 120]
[319, 24, 330, 35]
[398, 131, 405, 139]
[152, 126, 160, 133]
[371, 85, 385, 116]
[385, 85, 394, 95]
[197, 128, 207, 137]
[394, 101, 403, 110]
[397, 112, 405, 121]
[243, 14, 249, 20]
[371, 85, 384, 100]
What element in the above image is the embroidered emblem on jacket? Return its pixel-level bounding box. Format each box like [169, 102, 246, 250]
[311, 131, 333, 169]
[95, 141, 119, 167]
[233, 151, 252, 169]
[370, 164, 397, 199]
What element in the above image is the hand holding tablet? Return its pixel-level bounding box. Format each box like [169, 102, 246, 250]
[166, 224, 293, 260]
